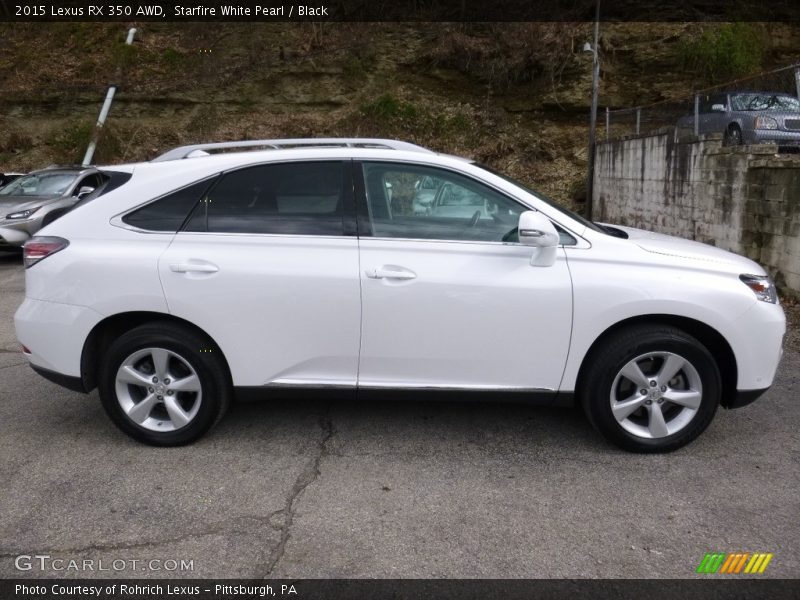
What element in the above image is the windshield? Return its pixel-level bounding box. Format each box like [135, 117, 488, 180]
[730, 94, 800, 112]
[0, 173, 76, 197]
[473, 163, 606, 234]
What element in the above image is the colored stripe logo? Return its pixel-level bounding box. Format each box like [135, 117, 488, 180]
[697, 552, 773, 574]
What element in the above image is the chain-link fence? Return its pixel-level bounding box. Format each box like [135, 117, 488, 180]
[604, 63, 800, 143]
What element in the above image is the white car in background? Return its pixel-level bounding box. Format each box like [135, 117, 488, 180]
[14, 138, 785, 451]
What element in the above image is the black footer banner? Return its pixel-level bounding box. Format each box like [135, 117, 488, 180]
[3, 579, 800, 600]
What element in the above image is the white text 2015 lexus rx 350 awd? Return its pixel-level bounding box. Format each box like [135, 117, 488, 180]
[14, 138, 785, 452]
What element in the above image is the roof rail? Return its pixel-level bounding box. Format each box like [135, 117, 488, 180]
[151, 138, 433, 162]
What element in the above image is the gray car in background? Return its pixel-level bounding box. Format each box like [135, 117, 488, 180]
[0, 166, 108, 248]
[677, 91, 800, 146]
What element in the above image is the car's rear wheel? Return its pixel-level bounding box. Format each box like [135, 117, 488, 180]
[98, 322, 231, 446]
[580, 325, 720, 453]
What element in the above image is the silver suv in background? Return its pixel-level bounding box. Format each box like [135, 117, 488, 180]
[677, 91, 800, 146]
[0, 166, 109, 248]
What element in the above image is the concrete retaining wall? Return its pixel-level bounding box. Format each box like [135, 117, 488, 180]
[593, 132, 800, 295]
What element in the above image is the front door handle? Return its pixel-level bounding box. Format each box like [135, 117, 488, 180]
[169, 261, 219, 274]
[365, 265, 417, 280]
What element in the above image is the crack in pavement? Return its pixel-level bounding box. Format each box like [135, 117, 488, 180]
[0, 514, 284, 558]
[257, 405, 334, 578]
[0, 361, 27, 370]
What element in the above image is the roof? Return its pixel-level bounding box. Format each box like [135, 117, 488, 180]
[30, 165, 98, 175]
[151, 138, 435, 162]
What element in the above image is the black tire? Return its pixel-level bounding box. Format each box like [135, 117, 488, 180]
[723, 124, 743, 146]
[98, 322, 231, 446]
[580, 325, 720, 453]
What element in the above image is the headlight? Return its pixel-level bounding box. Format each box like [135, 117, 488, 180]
[4, 207, 41, 220]
[740, 274, 778, 304]
[754, 116, 778, 130]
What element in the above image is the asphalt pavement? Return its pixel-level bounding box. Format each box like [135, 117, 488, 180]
[0, 251, 797, 579]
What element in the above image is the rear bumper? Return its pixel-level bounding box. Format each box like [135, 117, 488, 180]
[15, 297, 103, 377]
[725, 387, 770, 409]
[30, 364, 88, 393]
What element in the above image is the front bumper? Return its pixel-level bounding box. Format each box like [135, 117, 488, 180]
[749, 129, 800, 145]
[726, 299, 785, 391]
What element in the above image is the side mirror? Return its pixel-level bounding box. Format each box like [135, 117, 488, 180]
[518, 210, 559, 267]
[76, 186, 95, 199]
[711, 103, 726, 112]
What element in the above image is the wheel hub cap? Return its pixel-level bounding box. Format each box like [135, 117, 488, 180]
[115, 347, 202, 432]
[610, 351, 703, 440]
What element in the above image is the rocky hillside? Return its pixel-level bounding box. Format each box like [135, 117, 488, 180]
[1, 22, 799, 208]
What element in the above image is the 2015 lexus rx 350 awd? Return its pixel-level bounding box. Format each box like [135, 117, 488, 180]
[14, 138, 785, 452]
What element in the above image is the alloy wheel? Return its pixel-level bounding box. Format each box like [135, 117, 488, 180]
[609, 351, 703, 439]
[115, 347, 202, 432]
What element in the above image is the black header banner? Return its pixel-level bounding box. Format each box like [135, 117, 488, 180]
[2, 0, 800, 22]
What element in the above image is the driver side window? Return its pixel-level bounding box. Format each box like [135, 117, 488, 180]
[361, 162, 524, 243]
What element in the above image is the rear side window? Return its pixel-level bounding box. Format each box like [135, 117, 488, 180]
[184, 161, 346, 236]
[123, 178, 215, 232]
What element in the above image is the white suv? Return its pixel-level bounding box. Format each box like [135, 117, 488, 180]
[14, 138, 785, 452]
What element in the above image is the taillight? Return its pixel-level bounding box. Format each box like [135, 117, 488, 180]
[23, 236, 69, 269]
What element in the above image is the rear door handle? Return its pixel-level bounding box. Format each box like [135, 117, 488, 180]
[365, 266, 417, 280]
[169, 261, 219, 274]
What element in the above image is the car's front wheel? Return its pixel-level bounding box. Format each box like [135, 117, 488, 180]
[98, 322, 231, 446]
[580, 325, 721, 453]
[723, 124, 743, 146]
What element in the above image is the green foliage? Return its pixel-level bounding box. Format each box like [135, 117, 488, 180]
[679, 23, 764, 83]
[360, 94, 418, 121]
[50, 122, 94, 163]
[343, 52, 377, 81]
[112, 41, 138, 70]
[429, 23, 582, 89]
[568, 178, 587, 203]
[161, 47, 184, 68]
[0, 131, 33, 154]
[438, 112, 470, 135]
[187, 104, 220, 137]
[359, 95, 476, 139]
[91, 124, 123, 164]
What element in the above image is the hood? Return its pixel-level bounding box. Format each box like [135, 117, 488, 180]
[603, 224, 766, 275]
[0, 195, 56, 213]
[762, 110, 800, 119]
